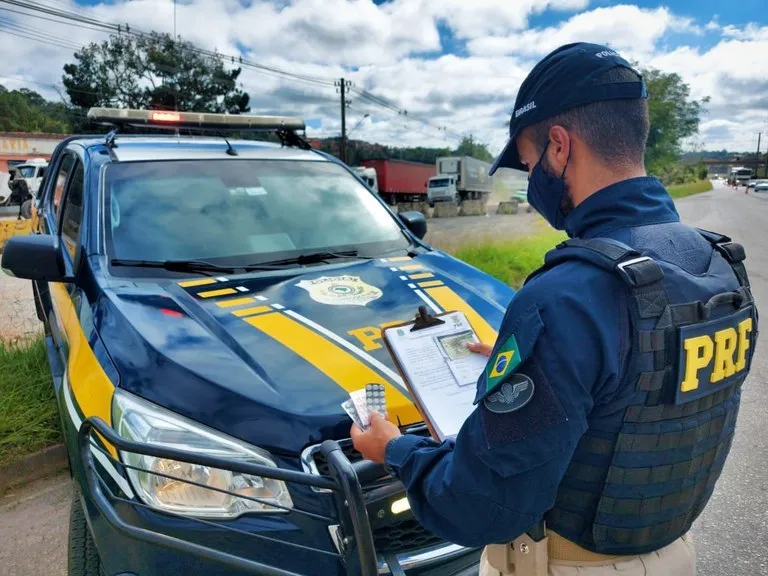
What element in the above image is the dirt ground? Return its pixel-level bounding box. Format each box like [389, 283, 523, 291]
[0, 267, 42, 343]
[425, 204, 542, 251]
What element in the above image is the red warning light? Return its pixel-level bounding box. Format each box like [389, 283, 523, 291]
[151, 111, 181, 123]
[161, 308, 184, 318]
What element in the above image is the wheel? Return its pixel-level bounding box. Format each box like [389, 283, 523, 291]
[20, 199, 33, 219]
[68, 485, 104, 576]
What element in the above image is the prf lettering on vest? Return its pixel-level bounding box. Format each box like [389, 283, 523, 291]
[681, 317, 753, 392]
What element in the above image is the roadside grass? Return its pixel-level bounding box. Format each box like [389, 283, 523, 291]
[448, 228, 567, 289]
[667, 180, 713, 199]
[0, 338, 60, 467]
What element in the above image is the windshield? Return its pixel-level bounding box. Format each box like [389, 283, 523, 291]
[736, 170, 751, 176]
[104, 159, 409, 265]
[18, 166, 37, 178]
[429, 178, 450, 188]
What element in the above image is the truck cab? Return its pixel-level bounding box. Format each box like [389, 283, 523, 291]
[1, 108, 515, 576]
[426, 176, 459, 206]
[353, 166, 379, 195]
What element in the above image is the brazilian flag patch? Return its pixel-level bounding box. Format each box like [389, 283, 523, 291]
[486, 334, 522, 392]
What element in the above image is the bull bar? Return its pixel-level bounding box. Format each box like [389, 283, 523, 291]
[79, 416, 393, 576]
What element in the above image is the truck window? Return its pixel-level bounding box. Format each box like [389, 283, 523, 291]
[53, 154, 76, 217]
[60, 161, 84, 258]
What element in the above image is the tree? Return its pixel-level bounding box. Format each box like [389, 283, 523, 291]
[0, 85, 71, 133]
[639, 67, 709, 176]
[453, 135, 494, 162]
[63, 32, 250, 114]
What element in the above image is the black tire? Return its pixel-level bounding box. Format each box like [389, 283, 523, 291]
[20, 199, 32, 219]
[69, 486, 104, 576]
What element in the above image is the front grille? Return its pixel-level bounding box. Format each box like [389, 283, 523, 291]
[312, 439, 363, 477]
[302, 425, 440, 555]
[307, 424, 430, 478]
[373, 518, 444, 555]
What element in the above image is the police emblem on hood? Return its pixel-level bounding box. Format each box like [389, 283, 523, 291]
[484, 373, 534, 414]
[296, 275, 383, 307]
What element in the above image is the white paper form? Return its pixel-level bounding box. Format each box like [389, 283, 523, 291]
[383, 312, 486, 440]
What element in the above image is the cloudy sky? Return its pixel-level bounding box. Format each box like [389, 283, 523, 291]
[1, 0, 766, 155]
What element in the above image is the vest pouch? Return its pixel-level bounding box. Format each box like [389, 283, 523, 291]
[588, 300, 754, 555]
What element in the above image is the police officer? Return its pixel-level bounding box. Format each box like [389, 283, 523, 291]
[351, 42, 757, 575]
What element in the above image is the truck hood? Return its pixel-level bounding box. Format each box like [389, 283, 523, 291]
[98, 252, 513, 454]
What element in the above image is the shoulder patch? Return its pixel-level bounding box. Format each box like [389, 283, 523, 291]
[485, 334, 522, 392]
[484, 373, 534, 413]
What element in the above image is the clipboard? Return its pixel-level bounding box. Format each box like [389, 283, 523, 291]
[382, 306, 484, 441]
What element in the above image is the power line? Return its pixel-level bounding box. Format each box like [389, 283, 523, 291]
[0, 0, 466, 147]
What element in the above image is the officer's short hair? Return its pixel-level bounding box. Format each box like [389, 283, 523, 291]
[530, 68, 650, 167]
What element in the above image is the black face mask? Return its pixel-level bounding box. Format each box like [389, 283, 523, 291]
[527, 142, 572, 230]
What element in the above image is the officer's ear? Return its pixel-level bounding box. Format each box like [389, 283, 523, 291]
[547, 125, 571, 173]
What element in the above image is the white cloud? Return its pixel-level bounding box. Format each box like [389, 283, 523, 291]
[0, 1, 766, 153]
[721, 23, 768, 41]
[467, 5, 695, 59]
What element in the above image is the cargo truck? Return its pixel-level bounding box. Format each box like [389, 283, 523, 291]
[728, 167, 752, 187]
[359, 159, 435, 205]
[427, 156, 492, 205]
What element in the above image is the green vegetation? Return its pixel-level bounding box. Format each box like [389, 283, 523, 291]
[0, 86, 73, 133]
[667, 180, 713, 199]
[64, 32, 250, 114]
[639, 66, 710, 187]
[0, 339, 60, 467]
[450, 229, 567, 289]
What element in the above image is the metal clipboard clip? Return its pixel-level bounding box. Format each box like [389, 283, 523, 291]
[410, 306, 445, 332]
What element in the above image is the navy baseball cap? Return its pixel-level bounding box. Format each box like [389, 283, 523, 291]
[490, 42, 647, 175]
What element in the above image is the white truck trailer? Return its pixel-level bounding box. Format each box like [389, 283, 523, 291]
[427, 156, 492, 205]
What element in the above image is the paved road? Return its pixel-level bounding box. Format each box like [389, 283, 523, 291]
[1, 181, 767, 575]
[682, 182, 768, 576]
[0, 472, 69, 576]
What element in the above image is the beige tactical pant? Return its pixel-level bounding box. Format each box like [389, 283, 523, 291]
[479, 533, 696, 576]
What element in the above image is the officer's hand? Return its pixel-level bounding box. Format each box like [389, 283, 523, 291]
[350, 413, 401, 464]
[467, 342, 493, 357]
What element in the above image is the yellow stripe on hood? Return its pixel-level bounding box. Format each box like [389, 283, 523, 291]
[245, 312, 422, 426]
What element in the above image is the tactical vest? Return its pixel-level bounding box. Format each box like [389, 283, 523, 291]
[528, 227, 758, 556]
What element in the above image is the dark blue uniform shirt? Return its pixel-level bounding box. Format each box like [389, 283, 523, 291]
[384, 177, 681, 548]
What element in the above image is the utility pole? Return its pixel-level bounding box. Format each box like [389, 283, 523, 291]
[755, 132, 762, 179]
[335, 78, 352, 163]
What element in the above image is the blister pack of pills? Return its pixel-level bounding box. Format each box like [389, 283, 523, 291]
[365, 383, 387, 418]
[341, 399, 366, 430]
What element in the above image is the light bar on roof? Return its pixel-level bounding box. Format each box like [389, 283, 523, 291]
[86, 107, 305, 131]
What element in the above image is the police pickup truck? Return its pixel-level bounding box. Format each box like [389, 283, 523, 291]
[1, 108, 515, 576]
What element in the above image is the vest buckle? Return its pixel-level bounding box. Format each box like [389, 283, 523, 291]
[616, 256, 662, 287]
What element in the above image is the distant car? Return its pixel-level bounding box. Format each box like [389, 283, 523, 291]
[753, 182, 768, 193]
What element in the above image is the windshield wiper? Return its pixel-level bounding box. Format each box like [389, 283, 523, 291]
[248, 249, 370, 268]
[110, 259, 238, 275]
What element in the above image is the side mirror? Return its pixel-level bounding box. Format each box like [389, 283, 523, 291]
[1, 235, 72, 282]
[399, 211, 427, 239]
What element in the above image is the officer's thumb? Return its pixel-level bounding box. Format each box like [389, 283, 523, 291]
[369, 412, 384, 425]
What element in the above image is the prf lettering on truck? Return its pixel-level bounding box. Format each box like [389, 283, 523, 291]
[676, 307, 755, 404]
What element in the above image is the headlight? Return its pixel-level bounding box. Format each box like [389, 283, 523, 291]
[112, 389, 293, 518]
